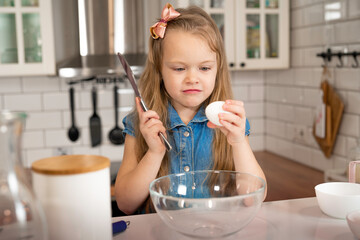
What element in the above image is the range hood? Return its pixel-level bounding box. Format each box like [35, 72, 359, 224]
[58, 53, 146, 78]
[58, 0, 147, 78]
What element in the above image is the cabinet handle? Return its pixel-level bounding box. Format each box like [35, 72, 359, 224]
[229, 63, 234, 67]
[240, 62, 246, 67]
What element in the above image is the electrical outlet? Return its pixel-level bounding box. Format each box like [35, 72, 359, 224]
[294, 125, 306, 143]
[53, 147, 73, 156]
[294, 125, 313, 145]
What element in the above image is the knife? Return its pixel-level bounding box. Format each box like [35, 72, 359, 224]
[117, 52, 172, 151]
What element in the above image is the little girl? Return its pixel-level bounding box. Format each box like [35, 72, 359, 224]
[115, 3, 266, 214]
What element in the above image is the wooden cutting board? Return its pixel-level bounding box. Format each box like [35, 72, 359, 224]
[313, 80, 344, 158]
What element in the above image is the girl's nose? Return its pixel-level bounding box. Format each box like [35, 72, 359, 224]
[185, 68, 199, 84]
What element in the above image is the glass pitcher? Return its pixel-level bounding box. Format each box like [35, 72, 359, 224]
[349, 161, 360, 183]
[0, 110, 48, 239]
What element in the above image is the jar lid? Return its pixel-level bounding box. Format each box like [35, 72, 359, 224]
[31, 155, 110, 175]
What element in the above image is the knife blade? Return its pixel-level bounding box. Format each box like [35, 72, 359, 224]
[117, 52, 172, 151]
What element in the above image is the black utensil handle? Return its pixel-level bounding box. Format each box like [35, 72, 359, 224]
[69, 87, 75, 125]
[114, 85, 119, 126]
[92, 86, 97, 114]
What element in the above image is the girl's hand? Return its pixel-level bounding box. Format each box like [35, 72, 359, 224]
[207, 99, 246, 145]
[135, 97, 167, 154]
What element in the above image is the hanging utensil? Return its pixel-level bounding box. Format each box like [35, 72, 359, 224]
[67, 86, 80, 142]
[89, 85, 102, 147]
[117, 52, 172, 151]
[108, 85, 125, 145]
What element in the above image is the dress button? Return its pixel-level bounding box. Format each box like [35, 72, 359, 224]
[184, 131, 190, 137]
[184, 166, 190, 172]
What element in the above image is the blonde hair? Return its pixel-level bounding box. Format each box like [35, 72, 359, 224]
[133, 6, 235, 211]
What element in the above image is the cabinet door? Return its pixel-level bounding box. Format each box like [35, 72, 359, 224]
[235, 0, 289, 70]
[206, 0, 226, 39]
[0, 0, 55, 76]
[171, 0, 288, 70]
[175, 0, 226, 39]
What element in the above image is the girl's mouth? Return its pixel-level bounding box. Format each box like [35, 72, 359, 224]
[183, 89, 201, 94]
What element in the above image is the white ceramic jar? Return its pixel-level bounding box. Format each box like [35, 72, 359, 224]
[31, 155, 112, 240]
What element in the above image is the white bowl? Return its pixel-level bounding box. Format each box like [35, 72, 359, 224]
[315, 182, 360, 219]
[347, 210, 360, 239]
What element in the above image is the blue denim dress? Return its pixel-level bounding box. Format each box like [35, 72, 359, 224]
[122, 103, 250, 174]
[122, 103, 251, 213]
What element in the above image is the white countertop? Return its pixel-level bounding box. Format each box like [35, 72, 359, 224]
[112, 197, 356, 239]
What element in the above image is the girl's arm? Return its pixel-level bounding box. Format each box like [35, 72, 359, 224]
[115, 98, 167, 214]
[114, 135, 164, 214]
[231, 137, 267, 194]
[207, 100, 267, 198]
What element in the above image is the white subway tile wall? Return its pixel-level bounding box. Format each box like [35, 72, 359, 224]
[23, 131, 44, 149]
[0, 77, 22, 93]
[264, 0, 360, 171]
[0, 77, 134, 167]
[335, 69, 360, 90]
[25, 148, 53, 167]
[0, 72, 265, 166]
[22, 77, 60, 92]
[4, 94, 42, 111]
[231, 72, 265, 151]
[43, 92, 73, 110]
[26, 112, 62, 130]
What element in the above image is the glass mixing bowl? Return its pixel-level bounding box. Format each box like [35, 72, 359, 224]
[149, 170, 266, 239]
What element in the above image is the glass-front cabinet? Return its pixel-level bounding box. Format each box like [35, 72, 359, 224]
[0, 0, 55, 76]
[173, 0, 289, 70]
[174, 0, 226, 39]
[232, 0, 289, 69]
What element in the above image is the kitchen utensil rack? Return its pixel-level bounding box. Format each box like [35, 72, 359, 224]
[64, 75, 129, 147]
[316, 48, 359, 68]
[66, 75, 125, 86]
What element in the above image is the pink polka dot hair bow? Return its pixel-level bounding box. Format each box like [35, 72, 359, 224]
[150, 3, 180, 39]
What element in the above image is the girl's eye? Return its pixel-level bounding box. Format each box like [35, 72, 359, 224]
[200, 67, 211, 71]
[174, 67, 185, 71]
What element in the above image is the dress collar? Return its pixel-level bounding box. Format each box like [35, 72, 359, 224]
[168, 103, 208, 129]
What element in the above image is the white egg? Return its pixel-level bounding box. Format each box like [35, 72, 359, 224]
[205, 101, 231, 126]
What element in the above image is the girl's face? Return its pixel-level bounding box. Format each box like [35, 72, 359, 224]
[161, 29, 217, 113]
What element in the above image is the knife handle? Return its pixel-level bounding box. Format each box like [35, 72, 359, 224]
[139, 97, 172, 151]
[159, 132, 172, 151]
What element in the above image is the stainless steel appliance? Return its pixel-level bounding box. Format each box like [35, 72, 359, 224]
[58, 0, 147, 78]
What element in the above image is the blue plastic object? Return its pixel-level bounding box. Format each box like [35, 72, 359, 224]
[112, 220, 129, 235]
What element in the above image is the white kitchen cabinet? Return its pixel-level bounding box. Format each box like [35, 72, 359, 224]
[0, 0, 55, 76]
[173, 0, 289, 70]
